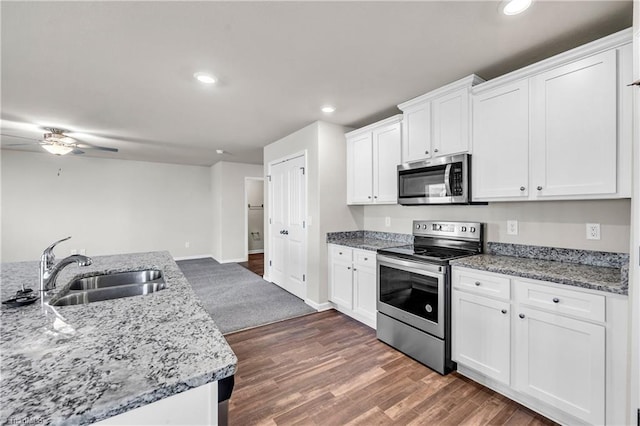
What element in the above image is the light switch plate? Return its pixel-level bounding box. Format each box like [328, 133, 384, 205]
[507, 220, 518, 235]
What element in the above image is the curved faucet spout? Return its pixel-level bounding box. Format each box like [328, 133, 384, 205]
[41, 254, 93, 292]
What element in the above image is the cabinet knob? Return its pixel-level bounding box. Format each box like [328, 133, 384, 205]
[339, 252, 343, 255]
[364, 258, 368, 261]
[537, 186, 543, 191]
[501, 309, 507, 314]
[374, 196, 378, 199]
[553, 297, 559, 303]
[520, 186, 525, 191]
[368, 196, 372, 199]
[519, 313, 525, 319]
[347, 266, 351, 270]
[434, 148, 439, 153]
[425, 150, 429, 154]
[353, 268, 357, 272]
[475, 281, 481, 286]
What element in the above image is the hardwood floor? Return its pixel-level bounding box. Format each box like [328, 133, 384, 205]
[239, 253, 264, 276]
[226, 310, 556, 426]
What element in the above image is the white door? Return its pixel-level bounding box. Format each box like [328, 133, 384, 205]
[269, 154, 307, 300]
[472, 79, 530, 200]
[432, 88, 469, 156]
[514, 306, 605, 425]
[347, 132, 374, 204]
[530, 49, 617, 198]
[372, 121, 402, 204]
[401, 102, 431, 162]
[452, 290, 511, 385]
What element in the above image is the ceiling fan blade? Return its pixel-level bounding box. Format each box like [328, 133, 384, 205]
[0, 133, 40, 142]
[4, 142, 39, 146]
[74, 143, 118, 152]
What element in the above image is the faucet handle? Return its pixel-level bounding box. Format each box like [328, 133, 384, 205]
[42, 236, 71, 266]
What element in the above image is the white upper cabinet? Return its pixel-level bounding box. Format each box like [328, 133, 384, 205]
[398, 75, 485, 164]
[531, 50, 617, 198]
[472, 79, 530, 200]
[346, 115, 402, 205]
[471, 29, 633, 202]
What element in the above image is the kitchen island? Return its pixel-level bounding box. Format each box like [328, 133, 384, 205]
[0, 251, 237, 425]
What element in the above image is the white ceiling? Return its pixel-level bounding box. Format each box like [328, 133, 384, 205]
[0, 1, 632, 166]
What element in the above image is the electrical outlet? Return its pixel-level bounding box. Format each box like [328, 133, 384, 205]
[507, 220, 518, 236]
[185, 241, 190, 248]
[80, 249, 86, 255]
[70, 249, 77, 255]
[385, 217, 391, 227]
[586, 223, 601, 240]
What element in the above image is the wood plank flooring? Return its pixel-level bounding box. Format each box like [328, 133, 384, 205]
[239, 253, 264, 276]
[226, 310, 557, 426]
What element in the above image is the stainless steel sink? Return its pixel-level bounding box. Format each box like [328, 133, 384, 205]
[49, 269, 166, 306]
[69, 269, 163, 290]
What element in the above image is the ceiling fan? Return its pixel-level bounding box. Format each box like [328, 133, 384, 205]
[1, 127, 118, 155]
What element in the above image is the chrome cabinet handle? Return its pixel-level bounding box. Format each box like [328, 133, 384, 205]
[520, 186, 525, 191]
[475, 281, 481, 286]
[501, 309, 507, 314]
[553, 298, 559, 303]
[519, 313, 525, 319]
[537, 186, 543, 190]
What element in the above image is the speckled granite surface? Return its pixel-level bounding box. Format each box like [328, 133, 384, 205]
[0, 251, 237, 426]
[327, 230, 412, 251]
[452, 244, 628, 295]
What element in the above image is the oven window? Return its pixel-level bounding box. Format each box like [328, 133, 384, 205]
[379, 265, 439, 323]
[399, 165, 447, 198]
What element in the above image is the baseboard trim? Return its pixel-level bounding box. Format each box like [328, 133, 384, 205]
[248, 249, 264, 255]
[220, 257, 247, 264]
[305, 300, 333, 312]
[172, 254, 215, 261]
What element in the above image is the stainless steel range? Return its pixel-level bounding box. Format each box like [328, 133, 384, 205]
[376, 220, 483, 374]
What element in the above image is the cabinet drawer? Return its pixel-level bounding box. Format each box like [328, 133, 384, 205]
[514, 280, 605, 323]
[330, 245, 353, 262]
[453, 269, 510, 300]
[354, 250, 376, 269]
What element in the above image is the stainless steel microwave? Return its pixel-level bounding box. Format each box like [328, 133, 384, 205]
[398, 154, 470, 205]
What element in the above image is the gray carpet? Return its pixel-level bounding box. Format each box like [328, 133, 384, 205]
[176, 257, 315, 334]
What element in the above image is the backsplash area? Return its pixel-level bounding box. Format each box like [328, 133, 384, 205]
[361, 199, 631, 253]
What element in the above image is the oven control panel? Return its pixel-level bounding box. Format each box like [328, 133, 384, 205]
[413, 220, 482, 241]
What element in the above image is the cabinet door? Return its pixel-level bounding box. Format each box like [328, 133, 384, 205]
[353, 265, 376, 324]
[432, 88, 470, 156]
[472, 79, 529, 200]
[401, 103, 431, 163]
[514, 306, 605, 425]
[329, 258, 353, 309]
[452, 290, 511, 385]
[531, 50, 617, 198]
[372, 122, 401, 204]
[347, 133, 373, 204]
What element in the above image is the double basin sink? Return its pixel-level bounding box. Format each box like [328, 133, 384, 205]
[49, 269, 166, 307]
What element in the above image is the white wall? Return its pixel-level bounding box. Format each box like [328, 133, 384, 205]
[210, 161, 263, 263]
[363, 199, 631, 253]
[263, 121, 359, 305]
[1, 150, 213, 262]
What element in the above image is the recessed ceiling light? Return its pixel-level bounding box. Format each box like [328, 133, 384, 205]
[501, 0, 532, 15]
[194, 72, 217, 84]
[321, 105, 336, 113]
[216, 149, 225, 154]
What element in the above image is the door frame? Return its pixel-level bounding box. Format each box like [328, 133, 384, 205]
[266, 150, 308, 299]
[244, 177, 265, 262]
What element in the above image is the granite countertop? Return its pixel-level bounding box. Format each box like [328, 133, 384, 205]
[0, 251, 237, 425]
[451, 254, 626, 295]
[326, 230, 413, 252]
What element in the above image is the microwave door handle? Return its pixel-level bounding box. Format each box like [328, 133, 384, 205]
[444, 163, 452, 196]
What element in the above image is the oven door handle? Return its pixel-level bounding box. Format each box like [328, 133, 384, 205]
[444, 163, 452, 196]
[376, 255, 443, 276]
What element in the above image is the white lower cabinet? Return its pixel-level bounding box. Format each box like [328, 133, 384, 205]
[452, 267, 628, 425]
[328, 244, 376, 328]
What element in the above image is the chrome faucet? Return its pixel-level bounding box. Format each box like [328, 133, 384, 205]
[39, 236, 93, 293]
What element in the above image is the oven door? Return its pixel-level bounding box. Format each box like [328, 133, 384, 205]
[377, 254, 445, 338]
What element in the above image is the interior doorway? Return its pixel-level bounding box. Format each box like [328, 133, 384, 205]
[244, 178, 265, 273]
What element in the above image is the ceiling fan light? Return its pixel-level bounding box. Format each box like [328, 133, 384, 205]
[42, 143, 73, 155]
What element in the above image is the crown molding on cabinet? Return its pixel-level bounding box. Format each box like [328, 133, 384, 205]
[344, 114, 403, 138]
[397, 74, 486, 111]
[473, 28, 633, 94]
